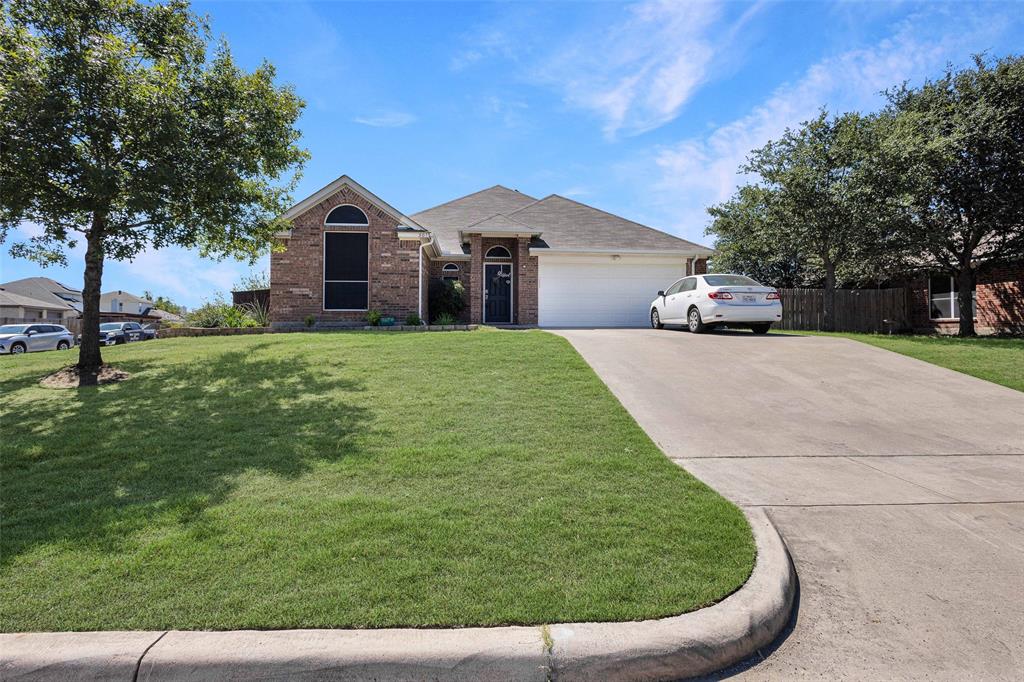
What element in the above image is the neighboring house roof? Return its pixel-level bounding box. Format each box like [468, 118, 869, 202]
[0, 287, 72, 311]
[410, 185, 712, 256]
[0, 277, 82, 312]
[149, 308, 184, 322]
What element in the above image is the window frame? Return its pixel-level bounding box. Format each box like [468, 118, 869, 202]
[323, 230, 370, 312]
[928, 274, 976, 321]
[484, 245, 512, 260]
[324, 204, 370, 228]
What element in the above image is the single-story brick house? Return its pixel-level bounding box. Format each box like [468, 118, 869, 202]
[270, 175, 713, 328]
[904, 262, 1024, 335]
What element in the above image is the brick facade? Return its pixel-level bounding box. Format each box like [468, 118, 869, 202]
[270, 187, 421, 327]
[907, 261, 1023, 334]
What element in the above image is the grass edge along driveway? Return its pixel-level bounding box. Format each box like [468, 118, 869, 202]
[1, 330, 754, 632]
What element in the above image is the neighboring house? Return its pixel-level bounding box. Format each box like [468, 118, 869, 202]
[904, 262, 1023, 335]
[147, 308, 185, 324]
[0, 288, 75, 321]
[270, 175, 712, 327]
[0, 277, 82, 319]
[100, 290, 156, 315]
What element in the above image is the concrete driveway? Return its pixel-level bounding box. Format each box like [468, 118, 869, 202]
[554, 328, 1024, 680]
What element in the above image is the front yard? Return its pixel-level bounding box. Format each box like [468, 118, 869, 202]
[807, 332, 1024, 392]
[0, 330, 753, 632]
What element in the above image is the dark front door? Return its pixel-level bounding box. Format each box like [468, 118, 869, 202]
[484, 263, 512, 324]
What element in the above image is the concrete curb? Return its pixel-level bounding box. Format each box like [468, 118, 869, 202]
[0, 509, 794, 682]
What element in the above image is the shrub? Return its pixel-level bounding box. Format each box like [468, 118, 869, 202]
[304, 314, 316, 328]
[405, 313, 422, 326]
[186, 296, 232, 328]
[366, 310, 382, 326]
[428, 279, 466, 321]
[432, 312, 458, 326]
[241, 299, 270, 327]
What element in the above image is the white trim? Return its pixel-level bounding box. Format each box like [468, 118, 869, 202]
[485, 245, 513, 259]
[531, 247, 713, 257]
[441, 263, 460, 273]
[279, 174, 423, 236]
[927, 273, 977, 322]
[323, 230, 370, 312]
[324, 203, 370, 227]
[483, 262, 514, 324]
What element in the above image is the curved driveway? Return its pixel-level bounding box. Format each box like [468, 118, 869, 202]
[554, 328, 1024, 680]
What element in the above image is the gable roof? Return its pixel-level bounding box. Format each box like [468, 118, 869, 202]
[0, 287, 72, 311]
[0, 277, 82, 311]
[279, 174, 422, 235]
[510, 195, 712, 254]
[412, 186, 539, 253]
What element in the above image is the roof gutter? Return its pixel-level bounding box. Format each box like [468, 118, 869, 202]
[529, 247, 715, 257]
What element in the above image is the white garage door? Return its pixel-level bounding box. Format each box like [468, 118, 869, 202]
[538, 255, 687, 327]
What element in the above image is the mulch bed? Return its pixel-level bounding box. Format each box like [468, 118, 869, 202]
[40, 365, 130, 388]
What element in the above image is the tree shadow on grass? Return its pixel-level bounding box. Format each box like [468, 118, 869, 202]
[1, 342, 374, 568]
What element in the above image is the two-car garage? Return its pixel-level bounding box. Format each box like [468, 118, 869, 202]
[536, 253, 688, 328]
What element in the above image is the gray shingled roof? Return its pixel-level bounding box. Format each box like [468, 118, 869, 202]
[0, 287, 72, 311]
[412, 186, 711, 255]
[0, 277, 82, 311]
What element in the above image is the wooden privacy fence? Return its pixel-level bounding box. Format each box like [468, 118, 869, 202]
[776, 287, 910, 333]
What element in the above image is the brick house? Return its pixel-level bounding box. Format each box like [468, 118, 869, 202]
[905, 261, 1024, 335]
[270, 175, 712, 328]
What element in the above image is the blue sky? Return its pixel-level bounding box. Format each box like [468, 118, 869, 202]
[3, 0, 1021, 308]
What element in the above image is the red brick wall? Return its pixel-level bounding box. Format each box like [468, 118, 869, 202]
[270, 187, 421, 326]
[907, 261, 1023, 334]
[694, 258, 708, 275]
[516, 237, 538, 325]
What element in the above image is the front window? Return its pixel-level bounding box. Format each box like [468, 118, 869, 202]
[441, 263, 460, 281]
[929, 274, 976, 320]
[325, 204, 369, 226]
[0, 325, 29, 334]
[485, 245, 512, 259]
[703, 274, 760, 287]
[324, 231, 369, 310]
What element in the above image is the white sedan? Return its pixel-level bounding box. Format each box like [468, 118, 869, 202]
[650, 274, 782, 334]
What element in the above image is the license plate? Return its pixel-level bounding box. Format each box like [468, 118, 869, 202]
[743, 295, 756, 302]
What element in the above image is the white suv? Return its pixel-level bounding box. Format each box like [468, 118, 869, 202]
[650, 274, 782, 334]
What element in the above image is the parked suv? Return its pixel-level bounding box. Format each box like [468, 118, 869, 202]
[0, 323, 76, 355]
[77, 321, 146, 347]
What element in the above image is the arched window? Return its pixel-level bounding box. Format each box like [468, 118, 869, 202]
[441, 263, 460, 281]
[325, 204, 369, 226]
[484, 245, 512, 259]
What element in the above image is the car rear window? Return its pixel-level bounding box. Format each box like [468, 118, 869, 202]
[703, 275, 761, 287]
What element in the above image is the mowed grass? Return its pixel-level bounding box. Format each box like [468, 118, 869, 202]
[0, 330, 754, 632]
[802, 332, 1024, 392]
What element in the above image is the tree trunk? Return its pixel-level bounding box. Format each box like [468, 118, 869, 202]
[956, 266, 977, 337]
[77, 213, 106, 382]
[822, 260, 837, 332]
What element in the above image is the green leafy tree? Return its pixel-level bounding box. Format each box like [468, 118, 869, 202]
[710, 111, 893, 330]
[880, 55, 1024, 336]
[234, 268, 270, 291]
[142, 291, 184, 315]
[1, 0, 307, 380]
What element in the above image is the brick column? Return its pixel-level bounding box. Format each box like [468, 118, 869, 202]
[694, 258, 708, 274]
[685, 257, 693, 276]
[469, 234, 483, 324]
[516, 237, 538, 325]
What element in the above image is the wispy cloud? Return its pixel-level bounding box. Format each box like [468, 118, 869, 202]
[637, 6, 1011, 242]
[353, 111, 417, 128]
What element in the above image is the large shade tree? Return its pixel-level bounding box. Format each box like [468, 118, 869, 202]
[1, 0, 307, 380]
[880, 55, 1024, 336]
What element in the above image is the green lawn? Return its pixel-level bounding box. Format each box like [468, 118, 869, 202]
[804, 332, 1024, 392]
[0, 330, 753, 632]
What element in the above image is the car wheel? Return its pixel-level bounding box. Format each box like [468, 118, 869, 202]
[57, 340, 70, 350]
[751, 323, 771, 335]
[11, 342, 26, 355]
[651, 308, 664, 329]
[687, 307, 706, 333]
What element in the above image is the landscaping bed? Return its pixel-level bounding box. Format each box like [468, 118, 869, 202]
[0, 330, 754, 631]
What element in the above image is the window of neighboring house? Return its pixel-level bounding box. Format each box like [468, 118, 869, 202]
[325, 204, 369, 226]
[485, 245, 512, 259]
[441, 263, 460, 281]
[324, 231, 369, 310]
[929, 274, 976, 320]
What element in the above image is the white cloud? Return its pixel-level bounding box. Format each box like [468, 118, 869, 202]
[116, 247, 266, 306]
[641, 7, 1009, 242]
[353, 111, 417, 128]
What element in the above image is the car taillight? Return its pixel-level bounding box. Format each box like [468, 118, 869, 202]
[708, 291, 734, 300]
[766, 291, 781, 300]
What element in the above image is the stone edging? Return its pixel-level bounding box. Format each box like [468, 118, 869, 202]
[0, 509, 794, 681]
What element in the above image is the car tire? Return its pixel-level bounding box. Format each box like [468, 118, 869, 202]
[651, 308, 664, 329]
[687, 307, 706, 333]
[751, 323, 771, 335]
[10, 342, 26, 354]
[57, 340, 70, 350]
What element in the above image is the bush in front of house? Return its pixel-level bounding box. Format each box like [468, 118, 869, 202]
[428, 278, 466, 322]
[186, 295, 261, 328]
[405, 313, 422, 326]
[432, 312, 458, 325]
[366, 310, 382, 326]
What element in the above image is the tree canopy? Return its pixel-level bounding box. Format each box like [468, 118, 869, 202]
[1, 0, 308, 377]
